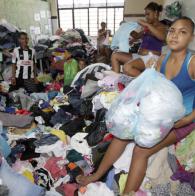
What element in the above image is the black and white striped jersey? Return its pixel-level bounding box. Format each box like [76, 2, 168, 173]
[12, 47, 37, 79]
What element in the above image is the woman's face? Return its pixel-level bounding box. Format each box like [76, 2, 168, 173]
[101, 23, 106, 29]
[167, 20, 194, 51]
[145, 9, 158, 24]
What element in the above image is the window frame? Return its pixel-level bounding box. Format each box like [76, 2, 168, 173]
[57, 0, 124, 36]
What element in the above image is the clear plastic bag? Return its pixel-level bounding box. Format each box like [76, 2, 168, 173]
[106, 68, 185, 147]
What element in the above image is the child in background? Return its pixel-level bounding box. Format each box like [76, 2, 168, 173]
[11, 32, 38, 93]
[78, 58, 87, 70]
[63, 52, 79, 86]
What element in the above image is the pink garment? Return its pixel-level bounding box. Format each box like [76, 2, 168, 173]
[173, 122, 195, 142]
[98, 75, 119, 90]
[57, 183, 78, 196]
[44, 157, 67, 180]
[45, 82, 62, 92]
[136, 189, 147, 196]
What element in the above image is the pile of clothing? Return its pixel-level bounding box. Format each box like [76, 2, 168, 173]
[0, 62, 195, 196]
[0, 19, 19, 50]
[51, 29, 96, 71]
[0, 20, 20, 80]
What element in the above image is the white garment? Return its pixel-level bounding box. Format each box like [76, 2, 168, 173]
[35, 116, 45, 125]
[70, 133, 91, 156]
[78, 182, 114, 196]
[35, 140, 67, 158]
[92, 94, 104, 113]
[71, 63, 111, 87]
[45, 191, 62, 196]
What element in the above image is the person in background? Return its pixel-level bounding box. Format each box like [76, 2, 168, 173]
[63, 52, 79, 86]
[97, 22, 111, 60]
[78, 58, 87, 70]
[10, 32, 38, 93]
[55, 28, 64, 36]
[76, 16, 195, 194]
[112, 2, 167, 75]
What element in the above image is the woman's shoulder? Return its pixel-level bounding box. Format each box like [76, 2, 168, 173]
[157, 22, 167, 30]
[156, 54, 166, 71]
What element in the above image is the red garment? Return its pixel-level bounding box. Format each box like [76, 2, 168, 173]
[45, 82, 62, 92]
[117, 83, 125, 92]
[103, 133, 114, 142]
[44, 157, 67, 180]
[144, 26, 149, 33]
[16, 110, 32, 115]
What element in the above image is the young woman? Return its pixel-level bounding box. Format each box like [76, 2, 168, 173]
[97, 22, 111, 57]
[77, 16, 195, 194]
[112, 2, 166, 75]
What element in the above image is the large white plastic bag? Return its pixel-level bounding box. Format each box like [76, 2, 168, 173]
[106, 68, 185, 147]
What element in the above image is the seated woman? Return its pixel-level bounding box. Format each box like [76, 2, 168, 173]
[77, 16, 195, 194]
[112, 2, 167, 75]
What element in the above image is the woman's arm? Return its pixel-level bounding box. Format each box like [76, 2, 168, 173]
[174, 111, 195, 128]
[138, 20, 167, 41]
[98, 30, 106, 37]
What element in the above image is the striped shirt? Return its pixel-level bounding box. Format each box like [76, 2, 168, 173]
[12, 47, 36, 79]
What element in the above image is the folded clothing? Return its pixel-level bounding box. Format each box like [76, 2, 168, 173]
[0, 112, 34, 128]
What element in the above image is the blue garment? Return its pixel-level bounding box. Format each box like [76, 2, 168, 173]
[160, 51, 195, 115]
[106, 168, 115, 189]
[111, 22, 139, 53]
[0, 135, 11, 158]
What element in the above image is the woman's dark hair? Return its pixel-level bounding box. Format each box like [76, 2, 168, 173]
[172, 16, 195, 33]
[145, 2, 163, 13]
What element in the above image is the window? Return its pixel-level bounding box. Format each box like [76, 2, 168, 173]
[107, 0, 124, 6]
[74, 9, 88, 35]
[58, 0, 73, 8]
[58, 0, 124, 36]
[115, 8, 124, 32]
[90, 0, 106, 7]
[107, 8, 115, 35]
[74, 0, 89, 8]
[89, 8, 98, 36]
[59, 10, 73, 31]
[98, 8, 107, 27]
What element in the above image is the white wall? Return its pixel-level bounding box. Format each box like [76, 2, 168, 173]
[124, 0, 164, 22]
[124, 0, 164, 15]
